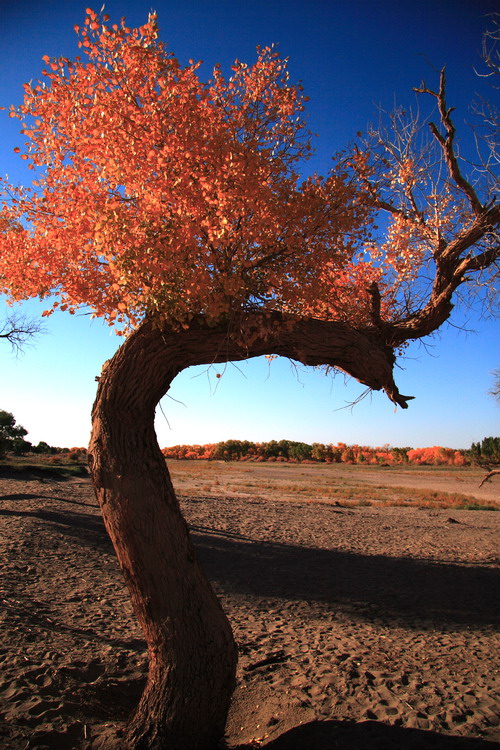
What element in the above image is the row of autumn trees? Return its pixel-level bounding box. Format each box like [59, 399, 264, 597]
[163, 438, 500, 465]
[2, 407, 498, 464]
[3, 404, 498, 466]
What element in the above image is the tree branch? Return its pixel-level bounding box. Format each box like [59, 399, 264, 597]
[415, 69, 484, 216]
[369, 75, 500, 346]
[0, 313, 45, 355]
[479, 469, 500, 488]
[95, 313, 414, 422]
[368, 281, 384, 328]
[443, 204, 500, 263]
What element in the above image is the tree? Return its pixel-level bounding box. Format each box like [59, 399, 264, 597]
[0, 409, 30, 457]
[0, 10, 498, 749]
[32, 440, 57, 454]
[0, 219, 45, 354]
[490, 368, 500, 403]
[311, 442, 327, 461]
[289, 441, 312, 461]
[0, 310, 44, 355]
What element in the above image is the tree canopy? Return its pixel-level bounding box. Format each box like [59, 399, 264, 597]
[1, 8, 497, 350]
[0, 409, 30, 456]
[0, 11, 375, 329]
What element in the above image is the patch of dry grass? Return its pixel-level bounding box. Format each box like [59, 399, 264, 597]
[167, 460, 498, 511]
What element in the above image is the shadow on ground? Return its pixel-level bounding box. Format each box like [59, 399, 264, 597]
[0, 490, 96, 506]
[235, 719, 499, 749]
[192, 527, 499, 629]
[1, 489, 498, 629]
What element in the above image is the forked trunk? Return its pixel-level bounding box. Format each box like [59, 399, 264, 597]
[88, 313, 406, 749]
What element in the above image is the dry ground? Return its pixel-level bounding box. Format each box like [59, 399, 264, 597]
[168, 460, 500, 508]
[0, 463, 499, 749]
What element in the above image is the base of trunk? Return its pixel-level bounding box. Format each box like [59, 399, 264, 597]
[126, 641, 237, 749]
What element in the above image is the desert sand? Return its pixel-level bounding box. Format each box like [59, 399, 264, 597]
[0, 471, 499, 749]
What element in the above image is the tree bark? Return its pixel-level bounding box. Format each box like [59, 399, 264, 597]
[88, 312, 407, 749]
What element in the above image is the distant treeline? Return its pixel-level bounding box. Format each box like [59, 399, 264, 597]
[0, 408, 89, 459]
[470, 437, 500, 462]
[2, 398, 498, 468]
[162, 438, 500, 466]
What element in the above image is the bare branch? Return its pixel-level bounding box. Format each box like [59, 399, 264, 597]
[446, 204, 500, 263]
[479, 469, 500, 488]
[490, 367, 500, 403]
[475, 13, 500, 82]
[350, 63, 499, 350]
[415, 70, 484, 216]
[0, 313, 45, 355]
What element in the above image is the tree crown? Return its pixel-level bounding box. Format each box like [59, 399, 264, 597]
[0, 409, 29, 457]
[0, 9, 498, 343]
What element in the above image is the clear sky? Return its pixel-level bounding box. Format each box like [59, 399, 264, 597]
[1, 0, 498, 450]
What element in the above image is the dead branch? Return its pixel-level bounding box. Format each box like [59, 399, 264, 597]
[358, 71, 500, 348]
[414, 70, 483, 216]
[0, 313, 45, 355]
[479, 469, 500, 488]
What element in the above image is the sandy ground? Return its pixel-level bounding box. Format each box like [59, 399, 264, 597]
[1, 473, 499, 749]
[168, 461, 500, 506]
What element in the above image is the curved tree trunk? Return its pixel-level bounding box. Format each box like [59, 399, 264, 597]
[88, 312, 407, 749]
[88, 334, 237, 749]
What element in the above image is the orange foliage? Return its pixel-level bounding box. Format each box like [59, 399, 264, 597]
[407, 446, 456, 465]
[162, 441, 470, 466]
[1, 8, 413, 332]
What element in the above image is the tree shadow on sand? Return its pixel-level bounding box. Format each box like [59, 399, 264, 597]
[0, 505, 112, 544]
[2, 492, 499, 747]
[0, 490, 96, 507]
[234, 719, 499, 749]
[191, 526, 499, 630]
[1, 495, 498, 629]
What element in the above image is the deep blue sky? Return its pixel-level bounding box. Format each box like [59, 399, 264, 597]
[1, 0, 498, 449]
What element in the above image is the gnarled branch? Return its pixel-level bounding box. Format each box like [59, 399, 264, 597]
[479, 469, 500, 488]
[359, 72, 500, 349]
[414, 69, 484, 216]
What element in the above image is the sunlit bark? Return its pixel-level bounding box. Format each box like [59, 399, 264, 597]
[88, 312, 409, 747]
